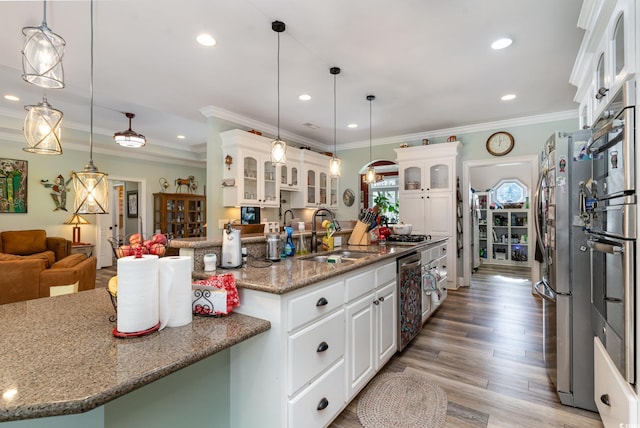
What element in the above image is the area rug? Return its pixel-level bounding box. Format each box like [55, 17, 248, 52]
[357, 372, 447, 428]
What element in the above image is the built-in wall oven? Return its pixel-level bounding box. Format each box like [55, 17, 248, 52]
[586, 79, 636, 385]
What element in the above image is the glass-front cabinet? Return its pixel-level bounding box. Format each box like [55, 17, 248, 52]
[291, 151, 334, 209]
[280, 150, 300, 192]
[399, 158, 453, 194]
[153, 193, 206, 239]
[237, 154, 279, 207]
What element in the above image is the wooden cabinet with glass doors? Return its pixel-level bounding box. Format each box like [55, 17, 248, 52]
[153, 193, 206, 239]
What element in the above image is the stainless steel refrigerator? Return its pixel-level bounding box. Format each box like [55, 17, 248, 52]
[534, 130, 597, 412]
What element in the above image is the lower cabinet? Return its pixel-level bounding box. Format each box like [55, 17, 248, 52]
[593, 337, 638, 427]
[230, 258, 398, 428]
[346, 262, 397, 399]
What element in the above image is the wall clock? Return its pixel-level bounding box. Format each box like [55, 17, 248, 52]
[486, 131, 515, 156]
[342, 188, 355, 206]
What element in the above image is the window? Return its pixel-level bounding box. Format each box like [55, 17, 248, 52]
[494, 179, 527, 204]
[369, 176, 399, 223]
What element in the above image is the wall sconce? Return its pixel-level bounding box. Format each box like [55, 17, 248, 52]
[225, 154, 233, 170]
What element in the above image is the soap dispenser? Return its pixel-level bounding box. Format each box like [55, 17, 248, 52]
[284, 226, 296, 257]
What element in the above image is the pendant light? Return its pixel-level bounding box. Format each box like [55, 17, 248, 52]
[328, 67, 342, 178]
[23, 93, 63, 154]
[21, 0, 66, 89]
[365, 95, 377, 184]
[72, 0, 108, 215]
[270, 20, 287, 165]
[114, 112, 146, 148]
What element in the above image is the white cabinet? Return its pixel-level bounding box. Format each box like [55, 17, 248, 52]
[395, 143, 459, 285]
[345, 261, 397, 399]
[487, 209, 530, 266]
[421, 240, 448, 323]
[280, 150, 301, 192]
[291, 150, 337, 209]
[571, 0, 636, 126]
[230, 258, 398, 428]
[594, 337, 637, 427]
[221, 130, 281, 208]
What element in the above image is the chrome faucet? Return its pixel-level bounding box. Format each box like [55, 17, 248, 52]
[282, 209, 295, 228]
[311, 208, 340, 253]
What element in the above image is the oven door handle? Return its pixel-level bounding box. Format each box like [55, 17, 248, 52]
[400, 259, 421, 270]
[587, 119, 624, 154]
[534, 279, 556, 303]
[587, 239, 624, 255]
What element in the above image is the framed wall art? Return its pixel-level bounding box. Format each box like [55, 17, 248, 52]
[0, 158, 28, 213]
[127, 190, 138, 218]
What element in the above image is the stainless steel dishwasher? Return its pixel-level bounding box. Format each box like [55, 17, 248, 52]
[397, 251, 422, 351]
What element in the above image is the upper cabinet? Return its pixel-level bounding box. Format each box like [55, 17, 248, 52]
[290, 150, 338, 209]
[280, 149, 301, 192]
[570, 0, 636, 127]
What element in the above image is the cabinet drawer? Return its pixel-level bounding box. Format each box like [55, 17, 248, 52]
[289, 359, 346, 428]
[376, 261, 396, 287]
[288, 309, 345, 395]
[594, 337, 637, 427]
[346, 269, 376, 302]
[288, 280, 344, 331]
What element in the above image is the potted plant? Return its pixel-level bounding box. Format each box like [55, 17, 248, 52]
[373, 192, 399, 224]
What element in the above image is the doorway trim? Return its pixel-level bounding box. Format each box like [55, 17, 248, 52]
[462, 155, 538, 287]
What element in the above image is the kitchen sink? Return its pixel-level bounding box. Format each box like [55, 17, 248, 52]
[298, 249, 377, 263]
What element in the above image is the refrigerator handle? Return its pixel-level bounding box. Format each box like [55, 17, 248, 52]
[533, 171, 548, 265]
[534, 279, 556, 303]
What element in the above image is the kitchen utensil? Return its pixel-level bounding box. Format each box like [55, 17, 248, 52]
[392, 223, 413, 235]
[222, 224, 242, 268]
[266, 233, 281, 261]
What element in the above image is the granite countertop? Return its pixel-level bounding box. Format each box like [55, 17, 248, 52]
[0, 289, 270, 423]
[192, 239, 447, 295]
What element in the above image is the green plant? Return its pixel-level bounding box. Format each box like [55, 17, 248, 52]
[373, 192, 399, 222]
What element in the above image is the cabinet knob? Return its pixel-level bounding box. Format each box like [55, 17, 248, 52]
[373, 300, 380, 305]
[316, 341, 329, 352]
[378, 296, 385, 302]
[316, 297, 328, 307]
[600, 394, 610, 406]
[595, 87, 609, 100]
[317, 397, 329, 411]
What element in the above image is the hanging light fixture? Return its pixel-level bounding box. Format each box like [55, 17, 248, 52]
[72, 0, 108, 215]
[21, 0, 66, 89]
[23, 93, 63, 154]
[270, 20, 287, 165]
[328, 67, 342, 178]
[114, 112, 146, 148]
[365, 95, 377, 184]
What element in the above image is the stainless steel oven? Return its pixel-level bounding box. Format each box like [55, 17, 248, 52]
[586, 79, 636, 385]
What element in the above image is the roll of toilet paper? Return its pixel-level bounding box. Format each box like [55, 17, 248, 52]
[116, 255, 160, 333]
[158, 256, 193, 329]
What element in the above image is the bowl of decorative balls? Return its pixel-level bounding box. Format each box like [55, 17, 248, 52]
[115, 233, 167, 258]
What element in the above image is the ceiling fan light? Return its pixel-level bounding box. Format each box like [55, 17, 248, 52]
[21, 23, 66, 89]
[23, 96, 63, 155]
[329, 156, 342, 178]
[271, 139, 287, 164]
[114, 112, 146, 148]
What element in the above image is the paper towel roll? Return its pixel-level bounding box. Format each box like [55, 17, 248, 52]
[158, 256, 193, 329]
[117, 255, 159, 333]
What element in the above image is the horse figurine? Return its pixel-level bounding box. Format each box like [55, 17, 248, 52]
[175, 176, 197, 193]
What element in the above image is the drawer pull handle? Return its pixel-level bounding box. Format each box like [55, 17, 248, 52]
[600, 394, 610, 406]
[317, 341, 329, 352]
[316, 297, 328, 307]
[317, 397, 329, 411]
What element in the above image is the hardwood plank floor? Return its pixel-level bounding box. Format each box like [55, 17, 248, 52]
[330, 264, 603, 428]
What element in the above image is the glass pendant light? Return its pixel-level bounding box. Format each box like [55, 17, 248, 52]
[21, 0, 66, 89]
[329, 67, 342, 178]
[23, 93, 63, 154]
[114, 112, 146, 148]
[270, 20, 287, 165]
[365, 95, 377, 184]
[72, 0, 108, 215]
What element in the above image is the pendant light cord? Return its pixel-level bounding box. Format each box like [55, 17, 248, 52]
[369, 98, 372, 163]
[89, 0, 94, 163]
[42, 0, 47, 25]
[276, 30, 280, 140]
[333, 73, 337, 155]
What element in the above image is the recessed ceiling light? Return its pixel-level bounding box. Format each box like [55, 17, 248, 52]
[491, 38, 513, 50]
[196, 33, 216, 47]
[347, 123, 358, 128]
[298, 94, 311, 101]
[501, 94, 517, 101]
[4, 95, 19, 101]
[177, 135, 186, 139]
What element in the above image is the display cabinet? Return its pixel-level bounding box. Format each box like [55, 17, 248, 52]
[487, 209, 530, 266]
[153, 193, 206, 239]
[290, 150, 336, 209]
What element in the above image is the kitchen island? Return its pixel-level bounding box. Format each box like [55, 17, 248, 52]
[0, 288, 270, 427]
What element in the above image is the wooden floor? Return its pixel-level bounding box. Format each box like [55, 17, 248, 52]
[330, 264, 604, 428]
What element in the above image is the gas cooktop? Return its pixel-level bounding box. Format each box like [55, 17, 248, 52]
[386, 234, 431, 244]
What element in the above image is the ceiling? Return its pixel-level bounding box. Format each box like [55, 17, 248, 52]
[0, 0, 585, 158]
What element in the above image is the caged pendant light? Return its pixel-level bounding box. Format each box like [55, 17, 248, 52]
[114, 112, 146, 148]
[365, 95, 377, 184]
[23, 93, 63, 154]
[21, 0, 66, 89]
[72, 0, 108, 215]
[328, 67, 342, 178]
[270, 20, 287, 165]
